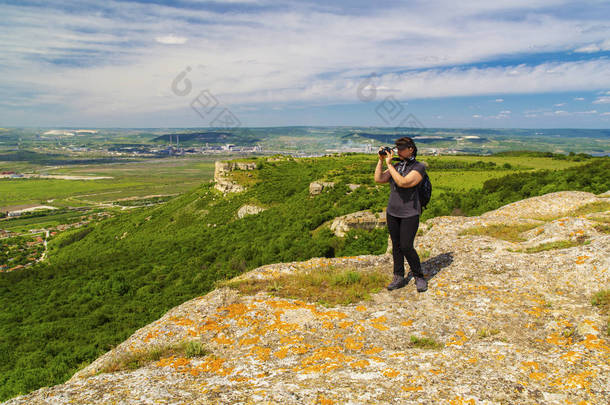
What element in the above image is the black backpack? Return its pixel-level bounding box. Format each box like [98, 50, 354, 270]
[418, 172, 432, 210]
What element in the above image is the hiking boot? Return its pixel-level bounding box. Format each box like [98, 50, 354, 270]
[387, 275, 407, 291]
[415, 276, 428, 293]
[405, 271, 414, 285]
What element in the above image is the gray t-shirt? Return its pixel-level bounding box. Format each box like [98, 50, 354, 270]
[387, 159, 426, 218]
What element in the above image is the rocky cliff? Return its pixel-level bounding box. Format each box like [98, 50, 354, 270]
[6, 191, 609, 404]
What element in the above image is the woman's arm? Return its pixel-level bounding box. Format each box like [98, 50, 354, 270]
[374, 159, 391, 183]
[386, 164, 423, 188]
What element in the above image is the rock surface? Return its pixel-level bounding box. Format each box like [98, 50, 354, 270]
[309, 181, 335, 196]
[330, 209, 387, 237]
[237, 204, 266, 219]
[214, 161, 256, 194]
[6, 191, 609, 405]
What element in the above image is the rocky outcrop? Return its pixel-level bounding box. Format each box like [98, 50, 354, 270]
[7, 191, 610, 405]
[237, 204, 266, 219]
[309, 181, 335, 196]
[214, 161, 256, 194]
[330, 210, 386, 237]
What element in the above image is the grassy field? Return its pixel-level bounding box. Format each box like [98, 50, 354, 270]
[0, 157, 217, 209]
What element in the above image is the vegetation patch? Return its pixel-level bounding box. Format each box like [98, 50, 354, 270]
[459, 223, 540, 242]
[593, 223, 610, 234]
[98, 340, 209, 374]
[591, 290, 610, 336]
[569, 200, 610, 216]
[409, 335, 444, 350]
[520, 239, 590, 253]
[221, 266, 389, 306]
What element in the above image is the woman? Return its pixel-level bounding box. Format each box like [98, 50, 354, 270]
[374, 136, 428, 292]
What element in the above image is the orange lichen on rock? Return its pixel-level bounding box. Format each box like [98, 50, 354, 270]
[446, 330, 467, 346]
[383, 368, 400, 378]
[344, 336, 363, 351]
[350, 359, 369, 369]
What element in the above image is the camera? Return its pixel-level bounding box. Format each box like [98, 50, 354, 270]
[378, 146, 395, 156]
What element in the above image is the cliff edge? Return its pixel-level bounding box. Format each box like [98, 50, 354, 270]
[5, 191, 609, 404]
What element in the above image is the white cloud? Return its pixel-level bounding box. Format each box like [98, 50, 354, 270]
[472, 114, 482, 118]
[600, 112, 610, 116]
[573, 97, 585, 101]
[500, 110, 511, 114]
[155, 35, 188, 45]
[574, 110, 597, 115]
[554, 110, 570, 115]
[2, 0, 610, 124]
[554, 103, 565, 107]
[575, 44, 600, 53]
[593, 96, 610, 104]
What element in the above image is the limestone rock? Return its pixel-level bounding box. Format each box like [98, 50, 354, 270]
[330, 210, 386, 237]
[309, 181, 335, 196]
[213, 160, 256, 194]
[237, 204, 266, 219]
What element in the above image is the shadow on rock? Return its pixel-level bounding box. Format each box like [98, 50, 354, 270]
[422, 252, 453, 281]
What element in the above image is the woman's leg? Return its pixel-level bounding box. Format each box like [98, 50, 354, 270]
[386, 213, 405, 277]
[398, 215, 423, 278]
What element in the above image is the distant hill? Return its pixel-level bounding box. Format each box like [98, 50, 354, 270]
[152, 131, 261, 145]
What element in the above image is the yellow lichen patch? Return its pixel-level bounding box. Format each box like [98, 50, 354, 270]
[143, 329, 162, 343]
[370, 316, 389, 331]
[546, 332, 572, 347]
[344, 336, 364, 351]
[580, 334, 610, 352]
[355, 305, 367, 312]
[212, 334, 234, 345]
[383, 368, 400, 378]
[364, 347, 383, 356]
[239, 336, 260, 346]
[291, 344, 313, 355]
[429, 368, 445, 375]
[338, 321, 353, 329]
[201, 320, 226, 333]
[297, 346, 351, 374]
[401, 386, 423, 392]
[322, 321, 335, 330]
[575, 255, 589, 265]
[521, 361, 539, 371]
[550, 370, 596, 390]
[281, 335, 303, 344]
[448, 397, 475, 405]
[316, 393, 334, 405]
[262, 320, 300, 335]
[350, 359, 369, 369]
[249, 346, 271, 362]
[467, 357, 477, 364]
[560, 351, 582, 362]
[529, 372, 546, 381]
[169, 316, 195, 327]
[274, 347, 289, 359]
[353, 323, 366, 333]
[446, 330, 468, 346]
[401, 320, 414, 327]
[217, 302, 251, 319]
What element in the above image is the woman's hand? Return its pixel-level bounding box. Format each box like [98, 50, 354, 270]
[378, 146, 386, 162]
[384, 149, 394, 165]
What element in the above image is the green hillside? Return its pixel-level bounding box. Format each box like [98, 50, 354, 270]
[0, 153, 608, 400]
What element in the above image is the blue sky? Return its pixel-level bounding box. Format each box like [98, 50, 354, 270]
[1, 0, 610, 128]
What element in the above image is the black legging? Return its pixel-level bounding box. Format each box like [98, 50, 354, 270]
[386, 213, 423, 278]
